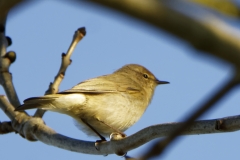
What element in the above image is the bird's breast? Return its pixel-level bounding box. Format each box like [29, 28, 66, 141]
[74, 92, 148, 137]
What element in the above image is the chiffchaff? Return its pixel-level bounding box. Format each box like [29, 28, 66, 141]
[16, 64, 169, 140]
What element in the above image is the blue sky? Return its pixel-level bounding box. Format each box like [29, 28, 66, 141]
[1, 1, 240, 160]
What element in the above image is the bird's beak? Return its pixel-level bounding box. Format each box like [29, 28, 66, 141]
[156, 79, 169, 85]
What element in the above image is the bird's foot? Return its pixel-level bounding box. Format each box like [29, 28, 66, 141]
[95, 138, 107, 150]
[110, 132, 126, 141]
[95, 138, 108, 156]
[110, 132, 127, 156]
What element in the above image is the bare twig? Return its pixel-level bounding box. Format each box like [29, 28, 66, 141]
[0, 10, 21, 108]
[0, 5, 29, 137]
[45, 27, 86, 95]
[0, 121, 14, 134]
[0, 50, 20, 108]
[140, 73, 240, 160]
[0, 95, 36, 140]
[0, 95, 17, 120]
[34, 27, 86, 118]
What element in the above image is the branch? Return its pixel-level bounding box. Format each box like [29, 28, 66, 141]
[1, 94, 240, 156]
[190, 0, 240, 18]
[34, 27, 86, 118]
[45, 27, 86, 95]
[0, 50, 20, 108]
[87, 0, 240, 68]
[0, 121, 14, 134]
[0, 8, 29, 137]
[0, 12, 21, 108]
[0, 0, 25, 24]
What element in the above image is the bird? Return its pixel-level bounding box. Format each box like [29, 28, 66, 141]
[15, 64, 169, 141]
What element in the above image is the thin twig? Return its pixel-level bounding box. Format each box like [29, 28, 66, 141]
[140, 72, 240, 160]
[0, 10, 21, 108]
[34, 27, 86, 117]
[0, 7, 29, 137]
[0, 95, 35, 140]
[0, 95, 17, 121]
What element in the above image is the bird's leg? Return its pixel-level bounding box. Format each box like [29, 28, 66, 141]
[96, 119, 127, 156]
[96, 119, 127, 138]
[81, 118, 107, 151]
[80, 118, 106, 141]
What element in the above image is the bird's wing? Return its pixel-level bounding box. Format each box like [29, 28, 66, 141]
[60, 76, 141, 94]
[15, 75, 141, 111]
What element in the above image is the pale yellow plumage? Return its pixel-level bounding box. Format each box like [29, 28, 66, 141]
[16, 64, 169, 139]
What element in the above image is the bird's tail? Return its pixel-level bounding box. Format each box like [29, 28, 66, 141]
[15, 95, 58, 111]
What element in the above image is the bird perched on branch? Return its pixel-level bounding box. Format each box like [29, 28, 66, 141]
[16, 64, 169, 141]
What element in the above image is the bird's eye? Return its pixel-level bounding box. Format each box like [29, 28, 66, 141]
[143, 74, 148, 79]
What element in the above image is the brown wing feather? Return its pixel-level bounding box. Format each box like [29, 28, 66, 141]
[60, 75, 141, 94]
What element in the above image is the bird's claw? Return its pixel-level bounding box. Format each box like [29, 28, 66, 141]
[95, 139, 107, 150]
[95, 139, 108, 156]
[109, 132, 127, 156]
[110, 132, 126, 141]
